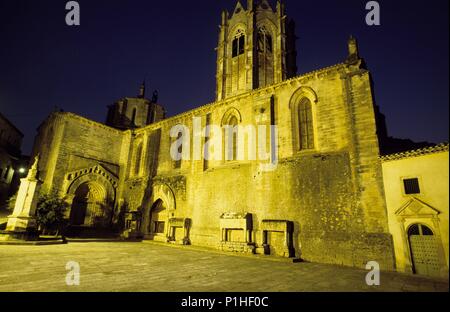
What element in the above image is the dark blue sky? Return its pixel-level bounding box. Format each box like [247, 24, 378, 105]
[0, 0, 448, 154]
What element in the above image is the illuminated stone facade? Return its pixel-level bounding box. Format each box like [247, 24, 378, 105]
[31, 1, 396, 270]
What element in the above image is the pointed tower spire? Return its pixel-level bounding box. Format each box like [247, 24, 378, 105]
[348, 35, 359, 57]
[221, 9, 228, 25]
[346, 35, 361, 65]
[258, 0, 273, 11]
[276, 0, 285, 15]
[138, 81, 146, 98]
[233, 1, 245, 15]
[247, 0, 254, 11]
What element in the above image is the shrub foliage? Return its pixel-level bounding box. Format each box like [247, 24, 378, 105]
[36, 192, 69, 235]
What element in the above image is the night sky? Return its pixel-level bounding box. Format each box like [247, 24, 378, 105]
[0, 0, 448, 154]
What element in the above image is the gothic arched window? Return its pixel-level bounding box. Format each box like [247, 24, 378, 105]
[223, 115, 239, 161]
[257, 26, 274, 87]
[229, 116, 238, 161]
[232, 30, 245, 58]
[297, 98, 314, 150]
[257, 27, 272, 54]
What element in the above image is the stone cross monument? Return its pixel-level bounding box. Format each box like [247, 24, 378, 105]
[4, 155, 42, 239]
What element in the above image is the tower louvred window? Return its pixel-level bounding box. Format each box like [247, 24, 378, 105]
[257, 27, 272, 53]
[232, 30, 245, 58]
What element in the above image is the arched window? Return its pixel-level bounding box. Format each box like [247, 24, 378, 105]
[229, 116, 238, 161]
[257, 26, 274, 87]
[134, 142, 143, 176]
[224, 115, 239, 161]
[297, 98, 314, 150]
[257, 27, 272, 54]
[232, 30, 245, 58]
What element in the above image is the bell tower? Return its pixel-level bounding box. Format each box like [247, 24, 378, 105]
[215, 0, 297, 101]
[105, 82, 166, 130]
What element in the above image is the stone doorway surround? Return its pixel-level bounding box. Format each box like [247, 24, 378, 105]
[147, 199, 168, 242]
[395, 197, 448, 278]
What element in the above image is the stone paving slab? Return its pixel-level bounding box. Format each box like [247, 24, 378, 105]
[0, 241, 448, 292]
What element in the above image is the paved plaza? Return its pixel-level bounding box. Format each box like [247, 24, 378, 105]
[0, 241, 448, 292]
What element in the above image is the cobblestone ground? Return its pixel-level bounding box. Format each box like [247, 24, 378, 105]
[0, 241, 448, 292]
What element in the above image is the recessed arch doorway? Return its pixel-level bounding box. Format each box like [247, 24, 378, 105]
[69, 181, 110, 227]
[148, 199, 168, 237]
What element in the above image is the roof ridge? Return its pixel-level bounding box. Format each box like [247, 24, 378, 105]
[380, 143, 449, 161]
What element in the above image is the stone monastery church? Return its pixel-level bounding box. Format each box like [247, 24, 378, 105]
[27, 0, 432, 271]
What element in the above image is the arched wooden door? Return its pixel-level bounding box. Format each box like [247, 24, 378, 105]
[408, 224, 441, 277]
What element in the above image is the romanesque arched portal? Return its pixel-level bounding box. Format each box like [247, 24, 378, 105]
[69, 181, 108, 227]
[65, 165, 117, 228]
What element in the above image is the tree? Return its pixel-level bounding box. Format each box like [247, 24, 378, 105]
[36, 192, 69, 236]
[6, 193, 17, 211]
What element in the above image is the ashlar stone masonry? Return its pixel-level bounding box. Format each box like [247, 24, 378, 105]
[30, 1, 395, 270]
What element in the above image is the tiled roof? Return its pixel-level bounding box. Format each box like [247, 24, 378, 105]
[380, 143, 449, 162]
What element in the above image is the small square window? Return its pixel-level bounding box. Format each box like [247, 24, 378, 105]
[403, 178, 420, 195]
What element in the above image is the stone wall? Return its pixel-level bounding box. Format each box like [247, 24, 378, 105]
[126, 61, 395, 270]
[31, 57, 395, 270]
[33, 113, 126, 218]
